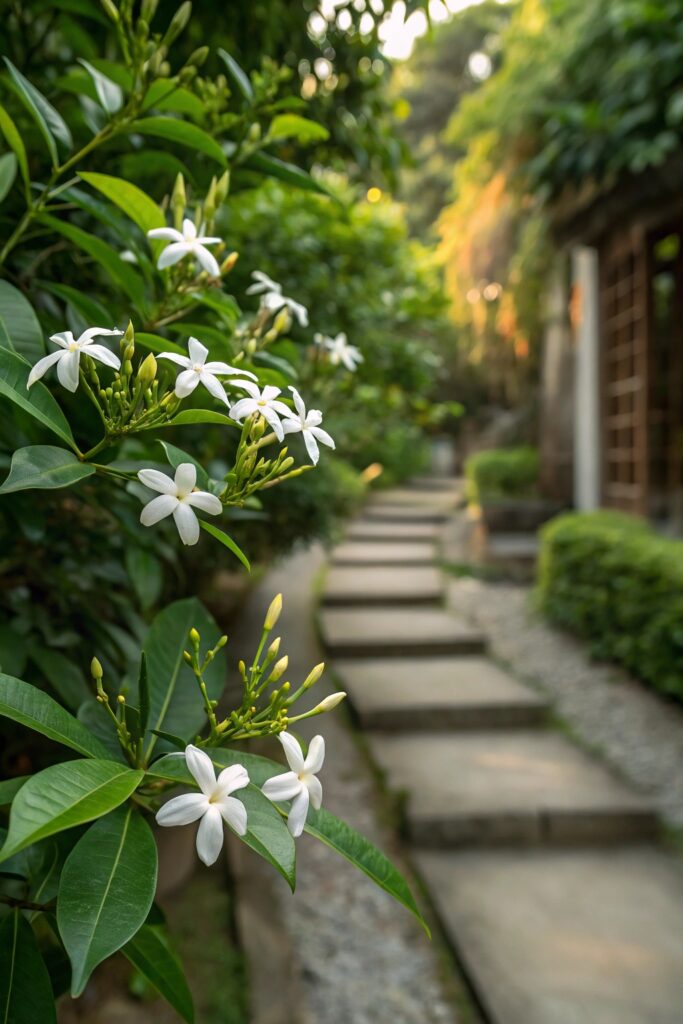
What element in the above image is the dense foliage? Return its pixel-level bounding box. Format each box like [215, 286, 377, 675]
[465, 445, 539, 504]
[537, 510, 683, 702]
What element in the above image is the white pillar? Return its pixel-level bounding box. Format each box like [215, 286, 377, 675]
[572, 246, 601, 510]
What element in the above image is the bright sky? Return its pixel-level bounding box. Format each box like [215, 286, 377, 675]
[379, 0, 508, 61]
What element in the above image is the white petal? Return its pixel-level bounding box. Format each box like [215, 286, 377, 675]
[196, 235, 222, 245]
[195, 245, 220, 277]
[281, 418, 302, 436]
[186, 490, 222, 515]
[137, 468, 177, 495]
[140, 493, 178, 526]
[229, 379, 259, 397]
[182, 218, 197, 241]
[310, 426, 335, 450]
[157, 242, 191, 269]
[187, 337, 208, 365]
[27, 349, 64, 387]
[262, 385, 282, 402]
[306, 774, 323, 810]
[185, 744, 217, 796]
[147, 227, 183, 242]
[49, 331, 73, 349]
[156, 792, 208, 827]
[204, 361, 256, 380]
[268, 400, 292, 417]
[218, 795, 248, 836]
[288, 386, 306, 419]
[278, 732, 305, 773]
[287, 299, 308, 326]
[157, 352, 191, 368]
[262, 772, 303, 803]
[304, 735, 325, 774]
[303, 429, 320, 465]
[199, 371, 230, 406]
[216, 763, 250, 796]
[174, 462, 196, 495]
[195, 805, 224, 866]
[78, 327, 123, 345]
[260, 406, 284, 441]
[56, 349, 80, 392]
[228, 398, 256, 422]
[85, 344, 121, 369]
[173, 502, 200, 545]
[287, 788, 310, 838]
[174, 368, 200, 398]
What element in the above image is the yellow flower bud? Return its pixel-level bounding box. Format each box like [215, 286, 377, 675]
[302, 663, 325, 690]
[273, 308, 291, 334]
[90, 657, 103, 680]
[264, 593, 282, 631]
[270, 656, 289, 683]
[137, 352, 157, 387]
[220, 251, 239, 275]
[312, 691, 346, 714]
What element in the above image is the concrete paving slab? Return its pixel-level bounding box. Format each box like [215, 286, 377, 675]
[416, 845, 683, 1024]
[332, 656, 548, 730]
[323, 566, 443, 606]
[320, 607, 487, 659]
[346, 520, 441, 542]
[331, 541, 435, 566]
[370, 731, 657, 845]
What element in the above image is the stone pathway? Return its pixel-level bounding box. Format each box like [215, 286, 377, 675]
[320, 480, 683, 1024]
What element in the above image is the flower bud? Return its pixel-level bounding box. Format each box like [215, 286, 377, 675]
[162, 0, 191, 47]
[246, 337, 257, 356]
[302, 662, 325, 690]
[90, 657, 103, 680]
[187, 45, 209, 68]
[189, 627, 200, 645]
[136, 17, 149, 39]
[273, 308, 291, 334]
[312, 691, 346, 714]
[100, 0, 119, 22]
[266, 637, 281, 659]
[264, 593, 282, 631]
[141, 0, 159, 21]
[172, 172, 186, 211]
[122, 320, 135, 354]
[117, 693, 126, 704]
[270, 656, 289, 683]
[215, 170, 230, 204]
[279, 457, 294, 472]
[248, 123, 261, 143]
[203, 177, 217, 222]
[137, 352, 157, 387]
[220, 251, 239, 275]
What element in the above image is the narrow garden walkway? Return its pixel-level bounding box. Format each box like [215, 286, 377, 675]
[320, 480, 683, 1024]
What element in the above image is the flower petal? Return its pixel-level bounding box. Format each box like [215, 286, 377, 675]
[137, 468, 177, 495]
[281, 418, 302, 436]
[287, 299, 308, 326]
[185, 744, 217, 796]
[199, 370, 230, 406]
[195, 805, 224, 865]
[173, 502, 200, 545]
[227, 398, 255, 423]
[216, 763, 250, 795]
[182, 218, 197, 241]
[186, 490, 222, 515]
[288, 386, 306, 419]
[156, 792, 209, 827]
[306, 773, 323, 810]
[78, 327, 124, 345]
[49, 331, 73, 349]
[311, 426, 335, 449]
[278, 731, 305, 774]
[260, 406, 285, 441]
[218, 795, 248, 836]
[302, 429, 320, 465]
[262, 385, 282, 402]
[229, 379, 260, 397]
[157, 242, 191, 269]
[147, 227, 183, 242]
[287, 788, 310, 838]
[262, 771, 302, 803]
[85, 344, 121, 370]
[174, 368, 200, 398]
[304, 734, 325, 775]
[195, 244, 220, 277]
[56, 349, 80, 392]
[158, 352, 190, 368]
[27, 349, 64, 388]
[174, 462, 196, 495]
[140, 493, 178, 527]
[187, 337, 208, 365]
[204, 361, 256, 380]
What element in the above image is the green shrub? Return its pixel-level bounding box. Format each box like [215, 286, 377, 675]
[465, 446, 539, 504]
[537, 510, 683, 702]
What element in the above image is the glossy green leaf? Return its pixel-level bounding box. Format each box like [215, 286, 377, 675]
[142, 598, 225, 756]
[243, 151, 331, 195]
[37, 214, 146, 309]
[137, 654, 150, 736]
[0, 446, 95, 494]
[78, 171, 165, 235]
[0, 672, 109, 758]
[130, 117, 227, 167]
[123, 924, 194, 1023]
[3, 57, 72, 165]
[125, 547, 163, 610]
[77, 700, 127, 762]
[217, 48, 253, 102]
[0, 776, 26, 805]
[0, 103, 29, 184]
[30, 648, 91, 711]
[199, 521, 251, 572]
[0, 760, 143, 863]
[142, 81, 205, 120]
[77, 59, 123, 113]
[0, 349, 75, 447]
[38, 281, 112, 328]
[268, 114, 329, 144]
[0, 151, 17, 202]
[167, 408, 237, 428]
[135, 331, 186, 356]
[0, 281, 45, 362]
[57, 806, 158, 996]
[158, 439, 209, 489]
[0, 911, 57, 1024]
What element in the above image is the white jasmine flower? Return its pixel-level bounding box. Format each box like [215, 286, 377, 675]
[157, 336, 255, 405]
[246, 270, 309, 326]
[138, 462, 221, 546]
[281, 387, 335, 465]
[148, 218, 222, 277]
[156, 745, 249, 866]
[314, 331, 363, 372]
[27, 327, 123, 393]
[229, 381, 292, 441]
[262, 732, 325, 838]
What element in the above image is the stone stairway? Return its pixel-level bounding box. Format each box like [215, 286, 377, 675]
[319, 479, 683, 1024]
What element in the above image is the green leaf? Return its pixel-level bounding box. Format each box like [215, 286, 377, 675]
[158, 439, 209, 489]
[130, 117, 227, 167]
[199, 521, 251, 571]
[0, 281, 45, 362]
[3, 57, 72, 165]
[0, 760, 144, 863]
[135, 331, 186, 356]
[142, 81, 205, 121]
[38, 281, 112, 329]
[78, 171, 165, 235]
[30, 648, 91, 711]
[37, 214, 146, 309]
[242, 151, 331, 195]
[77, 59, 123, 113]
[0, 151, 17, 202]
[57, 806, 158, 996]
[166, 408, 237, 428]
[0, 911, 57, 1024]
[0, 349, 75, 447]
[0, 776, 27, 805]
[137, 654, 150, 736]
[0, 672, 109, 758]
[268, 114, 329, 144]
[123, 925, 194, 1023]
[0, 103, 29, 185]
[125, 547, 163, 610]
[217, 49, 253, 102]
[143, 598, 225, 757]
[0, 446, 95, 494]
[149, 729, 186, 750]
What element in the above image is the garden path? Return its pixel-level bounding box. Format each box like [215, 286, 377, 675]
[320, 481, 683, 1024]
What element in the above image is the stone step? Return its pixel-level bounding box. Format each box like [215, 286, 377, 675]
[416, 846, 683, 1024]
[370, 731, 657, 846]
[323, 566, 443, 607]
[362, 505, 450, 524]
[368, 488, 458, 512]
[331, 541, 435, 567]
[333, 656, 548, 731]
[320, 607, 487, 659]
[486, 533, 539, 563]
[346, 520, 441, 542]
[406, 475, 463, 493]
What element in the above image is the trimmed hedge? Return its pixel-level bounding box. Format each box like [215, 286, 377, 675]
[465, 446, 539, 504]
[537, 510, 683, 702]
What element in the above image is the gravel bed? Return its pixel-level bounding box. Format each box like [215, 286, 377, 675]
[446, 573, 683, 829]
